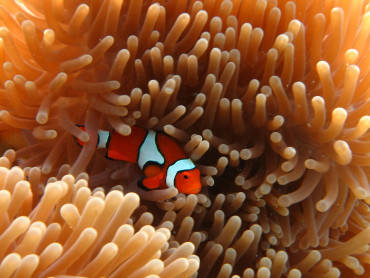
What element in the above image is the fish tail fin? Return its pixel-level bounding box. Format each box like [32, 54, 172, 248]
[74, 125, 86, 147]
[74, 125, 110, 150]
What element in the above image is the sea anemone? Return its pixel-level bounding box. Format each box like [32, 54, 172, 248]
[0, 0, 369, 277]
[0, 152, 198, 277]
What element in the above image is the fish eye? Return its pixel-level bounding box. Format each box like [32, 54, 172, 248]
[183, 174, 188, 179]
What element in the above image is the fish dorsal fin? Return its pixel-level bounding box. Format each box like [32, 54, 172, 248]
[155, 132, 187, 165]
[106, 126, 147, 163]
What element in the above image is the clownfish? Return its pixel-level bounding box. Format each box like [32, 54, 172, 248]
[76, 126, 202, 194]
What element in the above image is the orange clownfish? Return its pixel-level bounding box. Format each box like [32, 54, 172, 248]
[76, 126, 202, 194]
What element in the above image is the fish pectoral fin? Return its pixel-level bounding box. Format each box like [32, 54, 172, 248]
[143, 164, 162, 177]
[141, 174, 163, 190]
